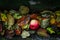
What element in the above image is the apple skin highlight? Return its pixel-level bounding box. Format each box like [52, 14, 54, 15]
[30, 20, 39, 30]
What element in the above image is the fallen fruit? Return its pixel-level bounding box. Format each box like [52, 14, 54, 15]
[30, 19, 39, 30]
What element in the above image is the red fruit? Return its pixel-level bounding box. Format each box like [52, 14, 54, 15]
[15, 29, 21, 35]
[30, 20, 39, 30]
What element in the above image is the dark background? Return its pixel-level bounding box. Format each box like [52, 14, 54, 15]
[0, 0, 60, 10]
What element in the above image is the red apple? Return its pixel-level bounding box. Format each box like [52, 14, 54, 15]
[30, 20, 39, 30]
